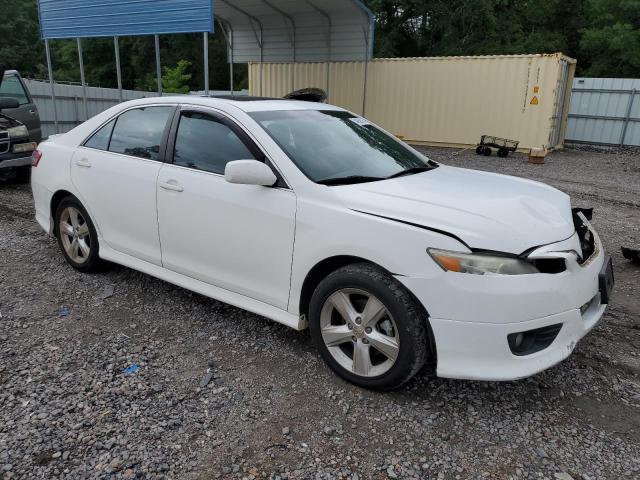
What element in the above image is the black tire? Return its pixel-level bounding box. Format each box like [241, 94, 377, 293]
[11, 166, 31, 184]
[483, 146, 492, 156]
[497, 147, 509, 158]
[475, 145, 484, 155]
[54, 196, 102, 273]
[309, 262, 432, 390]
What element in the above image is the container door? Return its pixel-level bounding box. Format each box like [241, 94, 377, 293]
[549, 60, 571, 148]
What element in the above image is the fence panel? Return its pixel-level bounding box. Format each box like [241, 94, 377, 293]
[24, 79, 148, 138]
[566, 77, 640, 146]
[23, 80, 248, 138]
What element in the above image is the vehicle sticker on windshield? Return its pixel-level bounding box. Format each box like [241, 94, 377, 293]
[349, 117, 371, 127]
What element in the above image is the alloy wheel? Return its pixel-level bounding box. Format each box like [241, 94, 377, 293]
[59, 206, 91, 264]
[320, 288, 400, 377]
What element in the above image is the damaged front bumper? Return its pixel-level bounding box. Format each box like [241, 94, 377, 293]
[398, 213, 613, 381]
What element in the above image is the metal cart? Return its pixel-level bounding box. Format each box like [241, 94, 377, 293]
[475, 135, 519, 157]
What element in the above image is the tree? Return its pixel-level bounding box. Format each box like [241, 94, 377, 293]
[0, 0, 46, 78]
[151, 60, 192, 94]
[2, 0, 640, 87]
[579, 0, 640, 77]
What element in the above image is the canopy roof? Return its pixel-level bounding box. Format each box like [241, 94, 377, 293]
[216, 0, 375, 63]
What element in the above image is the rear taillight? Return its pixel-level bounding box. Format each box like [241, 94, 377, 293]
[32, 149, 43, 167]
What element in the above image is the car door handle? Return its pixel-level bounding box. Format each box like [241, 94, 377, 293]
[75, 158, 91, 168]
[159, 181, 184, 192]
[29, 109, 38, 116]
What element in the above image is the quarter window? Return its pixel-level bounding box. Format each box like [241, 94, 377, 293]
[84, 119, 115, 151]
[108, 107, 173, 160]
[173, 112, 256, 174]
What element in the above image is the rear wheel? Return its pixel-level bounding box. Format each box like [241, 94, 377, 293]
[55, 197, 102, 272]
[497, 147, 509, 158]
[309, 263, 431, 390]
[475, 145, 484, 155]
[483, 146, 492, 156]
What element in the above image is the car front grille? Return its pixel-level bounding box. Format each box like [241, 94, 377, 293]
[0, 131, 9, 154]
[573, 210, 595, 264]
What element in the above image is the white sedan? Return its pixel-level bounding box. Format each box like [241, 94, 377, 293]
[31, 96, 614, 390]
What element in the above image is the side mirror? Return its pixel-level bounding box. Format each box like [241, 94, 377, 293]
[0, 97, 19, 110]
[225, 160, 277, 186]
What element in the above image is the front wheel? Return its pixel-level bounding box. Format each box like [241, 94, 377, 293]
[497, 147, 509, 158]
[309, 263, 432, 390]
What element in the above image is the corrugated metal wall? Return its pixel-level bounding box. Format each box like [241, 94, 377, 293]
[249, 54, 576, 150]
[38, 0, 214, 39]
[24, 80, 247, 138]
[566, 78, 640, 146]
[25, 80, 149, 138]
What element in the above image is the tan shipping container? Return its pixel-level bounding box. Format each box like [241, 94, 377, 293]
[249, 54, 576, 151]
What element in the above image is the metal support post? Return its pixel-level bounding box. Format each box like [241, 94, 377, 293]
[114, 37, 123, 102]
[44, 39, 59, 134]
[77, 38, 89, 120]
[155, 34, 162, 96]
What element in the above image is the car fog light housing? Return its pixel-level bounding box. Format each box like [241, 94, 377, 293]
[513, 333, 525, 348]
[428, 249, 539, 275]
[13, 142, 37, 153]
[7, 125, 29, 138]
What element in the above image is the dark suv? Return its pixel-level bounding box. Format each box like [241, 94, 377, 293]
[0, 68, 42, 182]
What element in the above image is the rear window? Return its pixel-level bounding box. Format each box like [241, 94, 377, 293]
[0, 75, 29, 105]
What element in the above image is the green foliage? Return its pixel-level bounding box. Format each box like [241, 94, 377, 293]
[152, 60, 192, 94]
[0, 0, 46, 77]
[1, 0, 639, 90]
[579, 0, 640, 76]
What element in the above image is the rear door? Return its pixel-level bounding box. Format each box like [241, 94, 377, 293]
[71, 105, 175, 266]
[0, 73, 41, 142]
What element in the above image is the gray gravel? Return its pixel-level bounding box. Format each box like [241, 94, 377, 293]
[1, 146, 639, 480]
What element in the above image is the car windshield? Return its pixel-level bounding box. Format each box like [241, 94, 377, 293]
[250, 110, 437, 185]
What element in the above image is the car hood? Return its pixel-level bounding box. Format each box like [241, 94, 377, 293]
[0, 113, 22, 131]
[333, 165, 575, 254]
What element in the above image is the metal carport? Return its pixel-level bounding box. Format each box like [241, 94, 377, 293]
[214, 0, 374, 95]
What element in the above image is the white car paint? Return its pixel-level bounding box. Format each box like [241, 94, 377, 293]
[31, 96, 609, 381]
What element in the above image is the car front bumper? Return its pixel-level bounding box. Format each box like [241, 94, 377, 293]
[427, 297, 605, 380]
[397, 222, 610, 381]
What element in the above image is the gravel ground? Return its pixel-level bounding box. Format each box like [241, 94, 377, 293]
[0, 146, 639, 480]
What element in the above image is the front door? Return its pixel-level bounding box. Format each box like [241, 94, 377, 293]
[157, 108, 296, 309]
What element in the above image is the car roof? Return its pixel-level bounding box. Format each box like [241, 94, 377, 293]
[3, 70, 18, 76]
[126, 95, 346, 113]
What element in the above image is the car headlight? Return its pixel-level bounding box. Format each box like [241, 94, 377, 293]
[7, 125, 29, 138]
[428, 249, 539, 275]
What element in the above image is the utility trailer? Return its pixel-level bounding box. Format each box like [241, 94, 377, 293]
[476, 135, 519, 158]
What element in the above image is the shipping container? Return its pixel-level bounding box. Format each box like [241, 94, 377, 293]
[249, 54, 576, 151]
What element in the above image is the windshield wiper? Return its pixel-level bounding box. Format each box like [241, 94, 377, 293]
[386, 164, 438, 180]
[316, 175, 385, 186]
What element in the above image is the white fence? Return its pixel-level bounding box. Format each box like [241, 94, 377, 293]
[24, 80, 248, 138]
[27, 77, 640, 147]
[566, 77, 640, 146]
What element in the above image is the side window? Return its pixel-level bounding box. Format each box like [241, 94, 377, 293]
[173, 112, 256, 174]
[109, 107, 173, 160]
[84, 119, 115, 151]
[0, 75, 29, 105]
